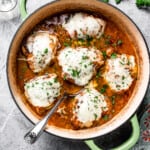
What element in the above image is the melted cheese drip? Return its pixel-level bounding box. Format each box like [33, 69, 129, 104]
[62, 13, 106, 39]
[73, 88, 107, 126]
[24, 74, 61, 107]
[58, 47, 100, 86]
[26, 32, 58, 73]
[104, 54, 136, 92]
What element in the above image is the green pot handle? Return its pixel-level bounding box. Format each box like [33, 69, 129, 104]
[85, 114, 140, 150]
[19, 0, 28, 20]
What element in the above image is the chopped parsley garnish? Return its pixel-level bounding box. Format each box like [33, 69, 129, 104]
[71, 69, 81, 77]
[44, 48, 48, 54]
[88, 62, 93, 66]
[105, 39, 111, 45]
[96, 71, 101, 78]
[111, 53, 117, 59]
[48, 82, 52, 86]
[117, 39, 123, 46]
[78, 38, 85, 43]
[100, 84, 108, 94]
[63, 75, 67, 80]
[86, 35, 93, 42]
[119, 61, 125, 65]
[84, 64, 87, 68]
[26, 85, 30, 89]
[93, 96, 99, 103]
[54, 77, 58, 83]
[102, 51, 107, 59]
[38, 60, 42, 64]
[103, 35, 111, 45]
[94, 105, 98, 109]
[94, 113, 98, 120]
[86, 88, 91, 93]
[111, 95, 116, 105]
[122, 75, 125, 80]
[127, 60, 131, 65]
[82, 56, 88, 60]
[64, 42, 71, 47]
[102, 115, 109, 121]
[65, 54, 68, 57]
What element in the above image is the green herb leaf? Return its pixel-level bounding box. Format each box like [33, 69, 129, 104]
[111, 95, 116, 105]
[100, 84, 108, 94]
[44, 48, 48, 54]
[136, 0, 150, 7]
[48, 82, 52, 86]
[26, 85, 30, 89]
[119, 61, 125, 65]
[71, 69, 81, 77]
[82, 56, 88, 60]
[94, 113, 98, 120]
[96, 71, 101, 78]
[63, 75, 67, 80]
[54, 77, 58, 83]
[122, 75, 125, 80]
[84, 64, 87, 68]
[111, 53, 117, 59]
[102, 51, 107, 59]
[102, 115, 109, 121]
[64, 42, 71, 47]
[78, 38, 85, 43]
[117, 39, 123, 46]
[86, 35, 93, 42]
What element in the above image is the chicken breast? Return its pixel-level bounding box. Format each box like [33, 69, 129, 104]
[24, 32, 59, 73]
[62, 13, 106, 39]
[104, 54, 136, 92]
[24, 73, 61, 107]
[57, 47, 104, 86]
[71, 88, 108, 128]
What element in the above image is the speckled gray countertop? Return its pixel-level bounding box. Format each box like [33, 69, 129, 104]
[0, 0, 150, 150]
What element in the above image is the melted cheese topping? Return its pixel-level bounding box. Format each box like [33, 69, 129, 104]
[24, 74, 61, 107]
[104, 54, 136, 92]
[73, 88, 107, 127]
[26, 32, 58, 73]
[62, 13, 106, 39]
[58, 47, 102, 86]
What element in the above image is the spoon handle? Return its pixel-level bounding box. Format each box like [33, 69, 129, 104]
[24, 95, 66, 144]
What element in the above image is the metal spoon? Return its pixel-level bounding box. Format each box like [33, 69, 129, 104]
[24, 89, 84, 144]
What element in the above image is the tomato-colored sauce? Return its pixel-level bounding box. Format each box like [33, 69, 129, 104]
[17, 13, 137, 129]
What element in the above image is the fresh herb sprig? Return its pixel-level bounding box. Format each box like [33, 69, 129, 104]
[136, 0, 150, 7]
[102, 0, 150, 7]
